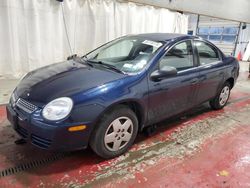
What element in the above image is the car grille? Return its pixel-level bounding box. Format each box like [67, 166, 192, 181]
[31, 134, 52, 149]
[16, 98, 37, 113]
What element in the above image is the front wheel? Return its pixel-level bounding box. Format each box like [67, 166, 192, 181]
[210, 82, 231, 110]
[90, 105, 138, 159]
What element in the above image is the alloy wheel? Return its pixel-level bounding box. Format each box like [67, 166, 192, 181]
[219, 86, 230, 106]
[104, 117, 133, 151]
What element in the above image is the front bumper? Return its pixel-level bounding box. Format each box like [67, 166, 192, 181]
[6, 104, 91, 151]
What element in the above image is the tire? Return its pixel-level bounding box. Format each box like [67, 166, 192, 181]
[90, 105, 138, 159]
[209, 82, 231, 110]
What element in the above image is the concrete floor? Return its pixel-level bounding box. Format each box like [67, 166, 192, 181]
[0, 62, 250, 187]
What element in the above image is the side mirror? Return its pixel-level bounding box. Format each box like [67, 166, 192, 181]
[150, 66, 177, 81]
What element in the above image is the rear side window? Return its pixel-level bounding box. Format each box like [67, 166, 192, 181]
[159, 40, 194, 71]
[194, 41, 220, 65]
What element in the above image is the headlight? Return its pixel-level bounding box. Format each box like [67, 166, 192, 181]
[42, 97, 73, 121]
[10, 92, 17, 105]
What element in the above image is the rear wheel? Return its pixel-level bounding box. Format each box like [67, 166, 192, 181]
[210, 82, 231, 110]
[90, 105, 138, 159]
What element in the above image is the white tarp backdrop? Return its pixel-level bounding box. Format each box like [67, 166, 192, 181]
[0, 0, 188, 78]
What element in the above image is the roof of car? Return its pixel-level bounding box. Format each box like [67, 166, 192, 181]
[130, 33, 198, 42]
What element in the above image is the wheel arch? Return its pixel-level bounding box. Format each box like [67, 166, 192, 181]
[225, 77, 234, 89]
[94, 99, 146, 133]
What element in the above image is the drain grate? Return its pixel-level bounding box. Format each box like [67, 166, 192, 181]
[0, 153, 70, 178]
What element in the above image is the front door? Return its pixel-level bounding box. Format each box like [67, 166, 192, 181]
[147, 40, 199, 124]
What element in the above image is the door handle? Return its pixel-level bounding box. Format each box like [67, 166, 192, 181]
[190, 78, 199, 85]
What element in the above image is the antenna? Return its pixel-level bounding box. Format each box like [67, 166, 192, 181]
[58, 0, 73, 55]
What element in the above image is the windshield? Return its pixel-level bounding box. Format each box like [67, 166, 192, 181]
[84, 36, 164, 73]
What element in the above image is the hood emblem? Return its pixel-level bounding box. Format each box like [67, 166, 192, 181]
[27, 93, 30, 97]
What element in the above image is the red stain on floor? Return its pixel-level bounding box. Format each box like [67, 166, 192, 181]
[120, 125, 250, 188]
[0, 106, 6, 123]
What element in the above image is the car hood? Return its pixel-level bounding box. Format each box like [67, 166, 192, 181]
[15, 60, 126, 106]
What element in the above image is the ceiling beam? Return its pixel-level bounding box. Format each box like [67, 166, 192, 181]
[127, 0, 250, 23]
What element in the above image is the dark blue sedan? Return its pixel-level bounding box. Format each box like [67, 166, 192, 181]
[7, 33, 239, 158]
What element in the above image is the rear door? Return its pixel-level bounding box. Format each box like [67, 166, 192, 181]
[194, 40, 225, 104]
[147, 40, 199, 124]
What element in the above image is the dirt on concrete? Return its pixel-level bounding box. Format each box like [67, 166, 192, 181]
[74, 103, 250, 187]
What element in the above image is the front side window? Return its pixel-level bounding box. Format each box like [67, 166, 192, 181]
[159, 40, 194, 71]
[85, 37, 163, 73]
[194, 41, 220, 65]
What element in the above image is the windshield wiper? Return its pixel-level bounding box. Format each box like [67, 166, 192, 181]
[69, 55, 93, 67]
[86, 59, 125, 74]
[80, 58, 94, 67]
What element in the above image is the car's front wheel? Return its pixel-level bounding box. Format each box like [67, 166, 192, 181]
[210, 82, 231, 110]
[90, 105, 138, 159]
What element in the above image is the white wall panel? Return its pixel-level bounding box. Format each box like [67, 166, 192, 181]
[0, 0, 188, 78]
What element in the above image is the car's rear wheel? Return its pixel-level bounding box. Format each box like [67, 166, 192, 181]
[210, 82, 231, 110]
[90, 105, 138, 159]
